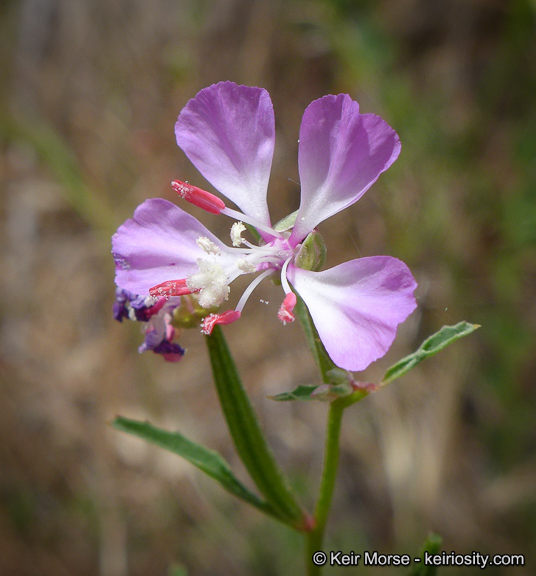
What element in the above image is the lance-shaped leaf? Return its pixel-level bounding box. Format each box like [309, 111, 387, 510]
[269, 384, 320, 402]
[269, 379, 373, 403]
[382, 321, 480, 385]
[205, 326, 311, 530]
[112, 416, 280, 520]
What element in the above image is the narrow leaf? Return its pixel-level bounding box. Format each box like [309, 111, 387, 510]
[269, 384, 320, 402]
[112, 416, 278, 518]
[382, 322, 480, 385]
[269, 382, 357, 402]
[205, 326, 310, 529]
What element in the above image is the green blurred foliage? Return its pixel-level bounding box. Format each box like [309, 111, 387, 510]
[0, 0, 535, 574]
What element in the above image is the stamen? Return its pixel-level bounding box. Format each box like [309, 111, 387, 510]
[149, 279, 197, 298]
[220, 206, 284, 239]
[278, 256, 297, 324]
[280, 256, 294, 295]
[201, 310, 241, 335]
[278, 292, 297, 324]
[171, 180, 226, 214]
[230, 222, 247, 246]
[235, 269, 274, 313]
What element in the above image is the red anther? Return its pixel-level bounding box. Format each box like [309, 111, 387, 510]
[201, 310, 241, 335]
[277, 292, 297, 324]
[149, 279, 197, 298]
[171, 180, 226, 214]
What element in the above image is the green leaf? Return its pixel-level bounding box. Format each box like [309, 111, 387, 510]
[205, 326, 310, 530]
[269, 381, 356, 402]
[407, 532, 442, 576]
[112, 416, 278, 519]
[382, 322, 480, 385]
[269, 384, 320, 402]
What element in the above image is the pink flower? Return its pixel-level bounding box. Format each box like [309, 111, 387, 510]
[112, 82, 417, 371]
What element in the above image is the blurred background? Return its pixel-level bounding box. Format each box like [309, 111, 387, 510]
[1, 0, 535, 574]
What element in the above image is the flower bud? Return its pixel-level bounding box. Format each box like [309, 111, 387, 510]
[294, 230, 327, 272]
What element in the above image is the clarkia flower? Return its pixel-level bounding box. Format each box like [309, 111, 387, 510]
[112, 81, 417, 371]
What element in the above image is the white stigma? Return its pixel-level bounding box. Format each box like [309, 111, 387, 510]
[230, 221, 247, 247]
[187, 259, 229, 308]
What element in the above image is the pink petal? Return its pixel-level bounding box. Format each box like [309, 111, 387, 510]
[287, 257, 417, 371]
[175, 81, 274, 225]
[112, 198, 236, 295]
[290, 94, 401, 243]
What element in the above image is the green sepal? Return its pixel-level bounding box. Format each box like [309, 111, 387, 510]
[382, 321, 480, 385]
[407, 532, 443, 576]
[273, 210, 299, 232]
[205, 326, 311, 530]
[111, 417, 280, 519]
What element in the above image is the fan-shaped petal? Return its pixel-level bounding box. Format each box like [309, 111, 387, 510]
[175, 81, 274, 225]
[112, 198, 237, 295]
[287, 257, 417, 371]
[290, 94, 400, 243]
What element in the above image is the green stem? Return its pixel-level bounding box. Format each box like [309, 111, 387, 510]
[306, 398, 346, 576]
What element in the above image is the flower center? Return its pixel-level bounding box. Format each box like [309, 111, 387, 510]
[149, 181, 306, 333]
[186, 228, 296, 311]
